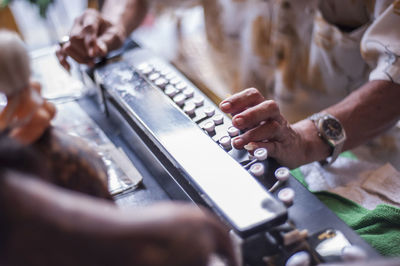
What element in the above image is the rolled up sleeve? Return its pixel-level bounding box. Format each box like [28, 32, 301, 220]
[361, 1, 400, 84]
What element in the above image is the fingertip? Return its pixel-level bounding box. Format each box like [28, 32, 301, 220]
[232, 116, 244, 128]
[232, 137, 244, 149]
[96, 40, 108, 56]
[244, 142, 258, 151]
[219, 101, 232, 112]
[88, 47, 95, 57]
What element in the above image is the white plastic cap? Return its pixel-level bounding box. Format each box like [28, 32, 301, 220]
[170, 77, 181, 85]
[203, 120, 215, 133]
[341, 245, 367, 262]
[254, 148, 268, 161]
[285, 251, 310, 266]
[227, 126, 240, 137]
[183, 102, 196, 115]
[183, 87, 194, 98]
[137, 63, 152, 75]
[213, 114, 224, 125]
[160, 68, 170, 76]
[204, 106, 215, 117]
[176, 81, 187, 91]
[165, 73, 176, 80]
[194, 96, 204, 107]
[165, 85, 178, 97]
[219, 135, 231, 149]
[250, 163, 264, 177]
[173, 94, 186, 106]
[154, 78, 167, 88]
[148, 72, 160, 81]
[278, 188, 295, 205]
[274, 167, 290, 182]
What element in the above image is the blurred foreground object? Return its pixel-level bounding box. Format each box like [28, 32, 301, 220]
[0, 30, 56, 145]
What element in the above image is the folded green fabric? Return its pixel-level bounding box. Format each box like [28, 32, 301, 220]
[291, 168, 400, 257]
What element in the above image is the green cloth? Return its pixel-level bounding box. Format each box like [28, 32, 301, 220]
[291, 166, 400, 257]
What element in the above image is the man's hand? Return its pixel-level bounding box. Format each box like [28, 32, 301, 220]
[56, 9, 126, 71]
[136, 203, 238, 266]
[219, 88, 308, 168]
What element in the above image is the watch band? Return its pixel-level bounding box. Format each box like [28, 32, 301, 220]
[309, 113, 346, 166]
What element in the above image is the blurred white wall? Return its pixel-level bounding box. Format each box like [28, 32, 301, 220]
[9, 0, 87, 50]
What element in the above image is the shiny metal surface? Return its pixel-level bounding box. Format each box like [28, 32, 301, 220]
[95, 48, 287, 235]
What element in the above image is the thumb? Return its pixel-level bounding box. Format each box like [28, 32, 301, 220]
[97, 26, 126, 55]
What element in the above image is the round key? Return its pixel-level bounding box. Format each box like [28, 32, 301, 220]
[154, 78, 167, 88]
[175, 82, 187, 91]
[254, 148, 268, 161]
[170, 77, 181, 85]
[219, 135, 231, 149]
[275, 167, 290, 182]
[137, 63, 152, 75]
[285, 251, 310, 266]
[142, 66, 153, 75]
[204, 106, 215, 117]
[137, 63, 148, 71]
[152, 64, 162, 73]
[341, 246, 367, 262]
[160, 68, 171, 76]
[119, 70, 133, 82]
[183, 102, 196, 115]
[183, 87, 194, 98]
[203, 120, 215, 133]
[165, 73, 176, 80]
[194, 96, 204, 107]
[213, 114, 224, 125]
[165, 85, 178, 97]
[227, 126, 240, 137]
[148, 72, 160, 81]
[250, 163, 264, 177]
[278, 188, 295, 205]
[173, 94, 186, 106]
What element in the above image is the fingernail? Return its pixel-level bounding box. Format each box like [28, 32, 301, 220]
[97, 41, 107, 55]
[244, 143, 257, 151]
[234, 137, 244, 147]
[234, 117, 244, 127]
[220, 102, 231, 111]
[88, 48, 94, 57]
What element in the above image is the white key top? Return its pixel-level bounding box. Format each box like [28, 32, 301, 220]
[274, 167, 290, 182]
[203, 120, 215, 133]
[213, 114, 224, 125]
[219, 135, 232, 149]
[165, 85, 178, 97]
[250, 163, 264, 177]
[227, 126, 240, 137]
[184, 102, 196, 115]
[194, 96, 204, 107]
[254, 148, 268, 161]
[204, 106, 215, 117]
[173, 94, 186, 106]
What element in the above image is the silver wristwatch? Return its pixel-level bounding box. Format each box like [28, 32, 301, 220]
[309, 113, 346, 166]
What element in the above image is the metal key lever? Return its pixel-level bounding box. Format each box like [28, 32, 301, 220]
[244, 147, 268, 170]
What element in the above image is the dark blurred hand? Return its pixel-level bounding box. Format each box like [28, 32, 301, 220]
[135, 202, 238, 266]
[56, 9, 126, 71]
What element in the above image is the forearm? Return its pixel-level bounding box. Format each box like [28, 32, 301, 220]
[326, 80, 400, 150]
[294, 80, 400, 164]
[1, 173, 165, 265]
[101, 0, 148, 37]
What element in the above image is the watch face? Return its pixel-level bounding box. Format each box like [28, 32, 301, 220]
[321, 118, 343, 140]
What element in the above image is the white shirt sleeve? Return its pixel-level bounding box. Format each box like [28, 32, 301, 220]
[361, 2, 400, 84]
